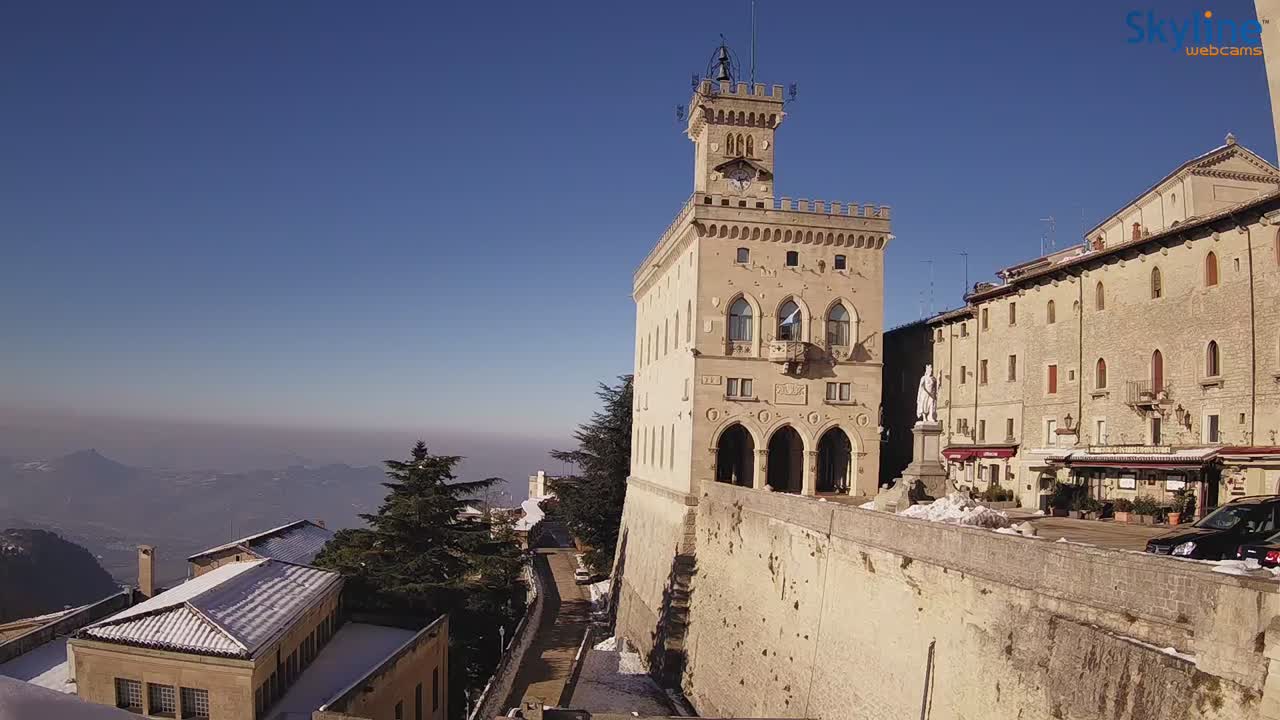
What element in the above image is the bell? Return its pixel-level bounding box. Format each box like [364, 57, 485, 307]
[715, 46, 732, 82]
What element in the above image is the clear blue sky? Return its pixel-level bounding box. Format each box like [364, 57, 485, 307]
[1, 0, 1274, 443]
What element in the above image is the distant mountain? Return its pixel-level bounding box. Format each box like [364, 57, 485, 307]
[0, 451, 393, 586]
[0, 529, 120, 623]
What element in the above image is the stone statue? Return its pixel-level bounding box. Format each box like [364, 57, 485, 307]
[916, 364, 938, 424]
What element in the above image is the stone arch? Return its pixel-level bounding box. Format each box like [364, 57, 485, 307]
[714, 422, 758, 487]
[765, 423, 807, 493]
[816, 425, 855, 493]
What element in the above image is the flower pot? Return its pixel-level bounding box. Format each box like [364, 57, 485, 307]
[1051, 508, 1069, 518]
[1115, 511, 1131, 523]
[1139, 515, 1154, 525]
[1168, 512, 1182, 526]
[1068, 510, 1083, 519]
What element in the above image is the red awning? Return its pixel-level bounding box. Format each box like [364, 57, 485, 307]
[942, 445, 1018, 462]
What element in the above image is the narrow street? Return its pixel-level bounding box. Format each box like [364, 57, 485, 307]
[502, 548, 591, 711]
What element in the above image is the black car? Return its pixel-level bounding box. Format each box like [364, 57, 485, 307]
[1237, 531, 1280, 567]
[1145, 495, 1280, 560]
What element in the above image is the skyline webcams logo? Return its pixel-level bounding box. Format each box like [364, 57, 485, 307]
[1126, 9, 1263, 57]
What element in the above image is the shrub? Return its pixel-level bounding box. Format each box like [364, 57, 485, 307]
[979, 485, 1014, 503]
[1171, 488, 1196, 516]
[1112, 498, 1134, 512]
[1049, 482, 1083, 510]
[1132, 495, 1160, 516]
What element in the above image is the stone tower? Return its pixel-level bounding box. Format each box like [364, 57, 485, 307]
[614, 62, 892, 684]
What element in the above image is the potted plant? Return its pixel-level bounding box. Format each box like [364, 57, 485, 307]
[1133, 495, 1160, 525]
[1079, 496, 1103, 521]
[1113, 498, 1134, 524]
[1168, 488, 1195, 526]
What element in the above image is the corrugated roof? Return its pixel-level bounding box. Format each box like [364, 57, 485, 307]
[80, 560, 340, 659]
[188, 520, 334, 567]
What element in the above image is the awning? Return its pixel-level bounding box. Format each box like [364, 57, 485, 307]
[942, 444, 1018, 462]
[1051, 446, 1219, 470]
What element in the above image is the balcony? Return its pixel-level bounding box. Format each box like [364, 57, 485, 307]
[1125, 380, 1169, 408]
[768, 341, 809, 375]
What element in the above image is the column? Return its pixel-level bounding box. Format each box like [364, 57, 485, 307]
[803, 450, 818, 496]
[754, 448, 768, 490]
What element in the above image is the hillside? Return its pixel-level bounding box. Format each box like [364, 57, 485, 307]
[0, 450, 393, 585]
[0, 529, 120, 623]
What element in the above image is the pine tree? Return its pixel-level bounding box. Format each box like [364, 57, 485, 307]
[314, 442, 525, 720]
[550, 375, 633, 574]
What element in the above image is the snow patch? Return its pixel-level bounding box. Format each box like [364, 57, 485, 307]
[594, 635, 621, 651]
[858, 500, 877, 510]
[898, 493, 1011, 529]
[1211, 559, 1280, 578]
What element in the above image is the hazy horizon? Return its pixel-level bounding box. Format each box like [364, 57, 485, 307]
[0, 406, 573, 497]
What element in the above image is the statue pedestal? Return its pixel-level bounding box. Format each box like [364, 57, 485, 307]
[876, 422, 953, 511]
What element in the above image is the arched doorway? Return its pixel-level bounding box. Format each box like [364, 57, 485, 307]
[817, 427, 853, 493]
[715, 424, 755, 487]
[767, 426, 803, 493]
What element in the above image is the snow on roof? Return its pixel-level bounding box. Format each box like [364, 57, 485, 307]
[81, 560, 341, 659]
[188, 520, 334, 567]
[513, 496, 545, 532]
[267, 622, 417, 720]
[0, 638, 71, 693]
[0, 675, 136, 720]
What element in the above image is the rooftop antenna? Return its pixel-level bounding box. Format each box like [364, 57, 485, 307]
[749, 0, 757, 86]
[957, 251, 969, 298]
[1039, 215, 1056, 255]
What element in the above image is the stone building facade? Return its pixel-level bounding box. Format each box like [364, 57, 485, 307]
[616, 69, 891, 678]
[924, 138, 1280, 511]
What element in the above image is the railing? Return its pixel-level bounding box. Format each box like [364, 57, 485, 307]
[1125, 380, 1169, 407]
[768, 340, 807, 363]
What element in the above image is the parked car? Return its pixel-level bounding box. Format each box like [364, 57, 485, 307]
[1236, 530, 1280, 567]
[574, 567, 591, 584]
[1145, 495, 1280, 560]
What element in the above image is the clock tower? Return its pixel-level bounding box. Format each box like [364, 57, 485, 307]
[687, 78, 785, 200]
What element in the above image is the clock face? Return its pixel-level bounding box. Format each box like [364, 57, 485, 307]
[726, 166, 753, 192]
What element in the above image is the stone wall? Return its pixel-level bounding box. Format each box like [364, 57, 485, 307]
[675, 482, 1280, 719]
[613, 477, 698, 679]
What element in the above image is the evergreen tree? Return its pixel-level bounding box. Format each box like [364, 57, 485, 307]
[314, 442, 525, 720]
[550, 375, 633, 574]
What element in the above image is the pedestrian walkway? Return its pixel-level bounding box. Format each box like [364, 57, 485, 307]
[503, 549, 592, 711]
[1007, 510, 1171, 551]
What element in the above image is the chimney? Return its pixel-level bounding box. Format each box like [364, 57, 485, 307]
[1131, 222, 1141, 241]
[138, 545, 155, 599]
[314, 519, 326, 529]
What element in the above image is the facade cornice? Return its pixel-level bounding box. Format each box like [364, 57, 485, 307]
[634, 192, 892, 296]
[963, 188, 1280, 305]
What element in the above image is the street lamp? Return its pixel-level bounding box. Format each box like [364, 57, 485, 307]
[498, 625, 506, 654]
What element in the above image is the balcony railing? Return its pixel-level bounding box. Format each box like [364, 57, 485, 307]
[767, 341, 809, 375]
[1125, 380, 1169, 407]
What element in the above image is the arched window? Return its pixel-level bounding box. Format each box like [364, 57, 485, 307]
[717, 110, 725, 124]
[777, 299, 802, 341]
[1275, 228, 1280, 266]
[1151, 267, 1162, 298]
[686, 300, 692, 341]
[737, 111, 745, 125]
[1152, 349, 1164, 390]
[1206, 340, 1220, 377]
[826, 303, 851, 347]
[1096, 358, 1107, 389]
[728, 298, 753, 342]
[746, 135, 754, 157]
[674, 310, 680, 348]
[1205, 251, 1219, 286]
[1095, 281, 1106, 310]
[1046, 300, 1056, 324]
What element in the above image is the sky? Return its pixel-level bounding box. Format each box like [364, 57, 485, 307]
[1, 0, 1276, 457]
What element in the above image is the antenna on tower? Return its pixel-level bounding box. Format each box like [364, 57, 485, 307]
[1039, 215, 1056, 255]
[749, 0, 757, 86]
